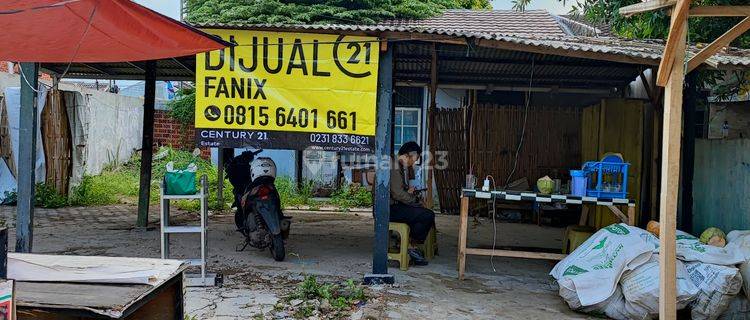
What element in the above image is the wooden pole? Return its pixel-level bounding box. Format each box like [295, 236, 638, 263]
[296, 150, 303, 187]
[217, 148, 225, 208]
[137, 61, 157, 228]
[680, 74, 700, 231]
[16, 62, 38, 253]
[658, 12, 687, 319]
[425, 43, 438, 209]
[364, 44, 394, 285]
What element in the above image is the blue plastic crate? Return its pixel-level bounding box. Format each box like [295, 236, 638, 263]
[582, 153, 629, 199]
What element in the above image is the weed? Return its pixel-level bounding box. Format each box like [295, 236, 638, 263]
[34, 183, 68, 208]
[276, 177, 313, 208]
[288, 275, 367, 313]
[329, 184, 373, 209]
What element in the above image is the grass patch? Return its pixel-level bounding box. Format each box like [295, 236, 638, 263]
[329, 184, 373, 210]
[30, 147, 233, 211]
[27, 146, 374, 212]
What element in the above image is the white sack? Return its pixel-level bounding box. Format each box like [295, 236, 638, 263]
[727, 230, 750, 303]
[558, 284, 629, 319]
[551, 223, 653, 307]
[717, 294, 750, 319]
[675, 230, 745, 266]
[619, 254, 699, 319]
[687, 261, 743, 320]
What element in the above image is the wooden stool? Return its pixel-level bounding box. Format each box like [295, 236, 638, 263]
[563, 225, 595, 254]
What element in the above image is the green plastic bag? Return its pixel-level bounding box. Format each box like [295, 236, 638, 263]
[164, 162, 197, 195]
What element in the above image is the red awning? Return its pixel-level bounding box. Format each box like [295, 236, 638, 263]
[0, 0, 228, 63]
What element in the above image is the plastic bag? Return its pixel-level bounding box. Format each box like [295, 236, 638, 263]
[164, 162, 197, 195]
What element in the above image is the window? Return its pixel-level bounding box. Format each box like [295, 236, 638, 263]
[393, 86, 424, 152]
[394, 108, 421, 152]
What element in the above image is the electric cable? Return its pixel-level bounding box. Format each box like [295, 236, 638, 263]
[504, 58, 535, 188]
[485, 175, 499, 273]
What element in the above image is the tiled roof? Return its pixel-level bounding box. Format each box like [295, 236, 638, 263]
[194, 21, 750, 69]
[380, 9, 567, 37]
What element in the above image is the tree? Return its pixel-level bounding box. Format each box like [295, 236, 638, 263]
[185, 0, 492, 25]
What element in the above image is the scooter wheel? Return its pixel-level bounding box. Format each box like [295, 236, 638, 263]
[270, 234, 285, 261]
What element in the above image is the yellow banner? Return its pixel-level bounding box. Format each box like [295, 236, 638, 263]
[196, 29, 379, 136]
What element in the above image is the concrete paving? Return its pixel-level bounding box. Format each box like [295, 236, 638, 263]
[0, 205, 592, 319]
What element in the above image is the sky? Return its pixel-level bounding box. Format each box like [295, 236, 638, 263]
[133, 0, 180, 19]
[492, 0, 573, 14]
[133, 0, 575, 19]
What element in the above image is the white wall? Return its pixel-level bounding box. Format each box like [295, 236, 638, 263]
[82, 91, 143, 174]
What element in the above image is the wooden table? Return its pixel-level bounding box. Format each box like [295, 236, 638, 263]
[457, 188, 636, 280]
[8, 254, 187, 320]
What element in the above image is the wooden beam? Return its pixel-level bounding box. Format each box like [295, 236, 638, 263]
[137, 61, 157, 228]
[425, 43, 438, 209]
[670, 6, 750, 16]
[606, 205, 629, 223]
[475, 38, 660, 66]
[656, 0, 691, 87]
[640, 71, 656, 103]
[659, 10, 688, 319]
[686, 16, 750, 72]
[458, 196, 469, 280]
[619, 0, 677, 17]
[464, 248, 567, 261]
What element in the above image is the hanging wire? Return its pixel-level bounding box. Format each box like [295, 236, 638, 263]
[504, 57, 535, 188]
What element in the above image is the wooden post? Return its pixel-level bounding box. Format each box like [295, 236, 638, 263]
[458, 196, 469, 280]
[425, 43, 438, 209]
[296, 150, 303, 187]
[0, 228, 7, 278]
[364, 44, 394, 285]
[137, 61, 157, 228]
[217, 148, 225, 208]
[680, 74, 699, 231]
[16, 62, 38, 253]
[659, 11, 687, 319]
[651, 82, 663, 221]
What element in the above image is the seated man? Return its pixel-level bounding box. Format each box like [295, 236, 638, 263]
[390, 141, 435, 266]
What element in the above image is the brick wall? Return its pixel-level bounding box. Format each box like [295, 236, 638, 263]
[153, 110, 210, 158]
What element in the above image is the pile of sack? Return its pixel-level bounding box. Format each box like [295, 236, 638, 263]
[551, 223, 750, 319]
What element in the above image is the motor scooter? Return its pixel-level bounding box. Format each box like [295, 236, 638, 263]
[227, 150, 290, 261]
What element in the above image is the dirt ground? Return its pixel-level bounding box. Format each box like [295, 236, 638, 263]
[0, 205, 593, 319]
